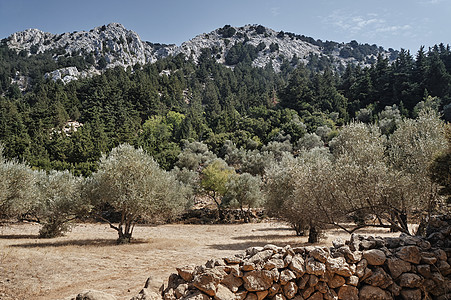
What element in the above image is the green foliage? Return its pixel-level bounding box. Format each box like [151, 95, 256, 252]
[0, 153, 38, 219]
[429, 124, 451, 203]
[36, 170, 88, 238]
[218, 25, 236, 38]
[89, 144, 189, 243]
[225, 42, 259, 65]
[200, 159, 235, 211]
[223, 173, 263, 210]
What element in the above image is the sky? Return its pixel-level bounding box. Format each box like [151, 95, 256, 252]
[0, 0, 449, 53]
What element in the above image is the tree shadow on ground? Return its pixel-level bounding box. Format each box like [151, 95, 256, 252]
[207, 240, 313, 251]
[232, 234, 295, 241]
[10, 238, 149, 248]
[207, 228, 313, 251]
[0, 234, 39, 239]
[252, 227, 293, 232]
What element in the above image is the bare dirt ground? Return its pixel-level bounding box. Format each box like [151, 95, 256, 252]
[0, 221, 401, 300]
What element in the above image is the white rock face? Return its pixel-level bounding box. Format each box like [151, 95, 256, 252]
[6, 23, 393, 84]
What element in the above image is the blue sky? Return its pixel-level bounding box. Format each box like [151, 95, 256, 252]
[0, 0, 449, 53]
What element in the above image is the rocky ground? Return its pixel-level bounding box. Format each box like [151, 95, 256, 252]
[0, 221, 403, 300]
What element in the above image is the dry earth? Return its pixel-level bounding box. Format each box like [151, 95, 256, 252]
[0, 221, 402, 300]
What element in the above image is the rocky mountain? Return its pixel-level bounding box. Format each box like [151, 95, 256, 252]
[3, 23, 397, 85]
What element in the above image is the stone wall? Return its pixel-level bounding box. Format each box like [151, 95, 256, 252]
[130, 215, 450, 300]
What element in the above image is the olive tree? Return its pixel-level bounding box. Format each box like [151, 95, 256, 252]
[0, 158, 38, 220]
[89, 144, 189, 244]
[265, 150, 332, 242]
[329, 122, 414, 233]
[35, 170, 89, 238]
[223, 172, 264, 222]
[429, 124, 451, 203]
[387, 109, 447, 233]
[291, 148, 334, 242]
[200, 158, 235, 218]
[176, 141, 216, 171]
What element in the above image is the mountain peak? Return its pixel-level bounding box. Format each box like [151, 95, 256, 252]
[4, 23, 397, 87]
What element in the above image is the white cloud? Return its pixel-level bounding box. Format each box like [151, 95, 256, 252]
[376, 24, 412, 33]
[270, 7, 280, 17]
[324, 10, 412, 38]
[419, 0, 443, 4]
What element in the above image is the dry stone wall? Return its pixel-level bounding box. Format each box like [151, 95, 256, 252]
[130, 215, 451, 300]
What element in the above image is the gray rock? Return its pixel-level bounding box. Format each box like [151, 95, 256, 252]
[243, 270, 274, 291]
[396, 246, 421, 264]
[193, 268, 226, 296]
[358, 285, 392, 300]
[326, 256, 352, 277]
[337, 285, 358, 300]
[363, 249, 386, 266]
[75, 290, 116, 300]
[386, 257, 411, 279]
[400, 288, 421, 300]
[214, 284, 236, 300]
[288, 255, 305, 276]
[398, 273, 423, 288]
[221, 273, 244, 293]
[282, 281, 297, 299]
[364, 267, 392, 288]
[328, 274, 346, 289]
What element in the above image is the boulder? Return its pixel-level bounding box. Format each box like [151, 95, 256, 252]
[364, 267, 392, 288]
[282, 281, 298, 299]
[396, 246, 421, 264]
[358, 285, 392, 300]
[355, 259, 368, 278]
[309, 248, 330, 263]
[193, 268, 226, 296]
[289, 255, 305, 276]
[400, 288, 421, 300]
[279, 269, 296, 285]
[75, 290, 117, 300]
[363, 249, 386, 266]
[221, 274, 244, 292]
[177, 265, 197, 282]
[328, 275, 345, 289]
[346, 275, 359, 287]
[326, 257, 352, 277]
[264, 258, 285, 270]
[243, 270, 274, 291]
[214, 284, 236, 300]
[337, 285, 358, 300]
[386, 257, 411, 279]
[307, 291, 323, 300]
[305, 258, 326, 276]
[397, 273, 423, 288]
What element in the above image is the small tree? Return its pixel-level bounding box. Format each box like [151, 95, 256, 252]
[89, 144, 189, 244]
[0, 157, 38, 220]
[200, 159, 234, 218]
[430, 124, 451, 204]
[265, 151, 332, 242]
[223, 173, 263, 222]
[36, 170, 89, 238]
[387, 109, 447, 233]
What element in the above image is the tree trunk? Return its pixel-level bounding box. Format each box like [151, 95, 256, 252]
[308, 224, 320, 243]
[292, 222, 305, 236]
[116, 220, 133, 244]
[117, 230, 132, 244]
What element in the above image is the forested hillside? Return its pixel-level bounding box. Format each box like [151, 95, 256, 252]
[1, 38, 450, 175]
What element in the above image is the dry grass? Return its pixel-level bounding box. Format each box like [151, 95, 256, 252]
[0, 221, 401, 300]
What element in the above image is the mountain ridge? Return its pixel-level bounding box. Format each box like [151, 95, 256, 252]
[3, 23, 397, 85]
